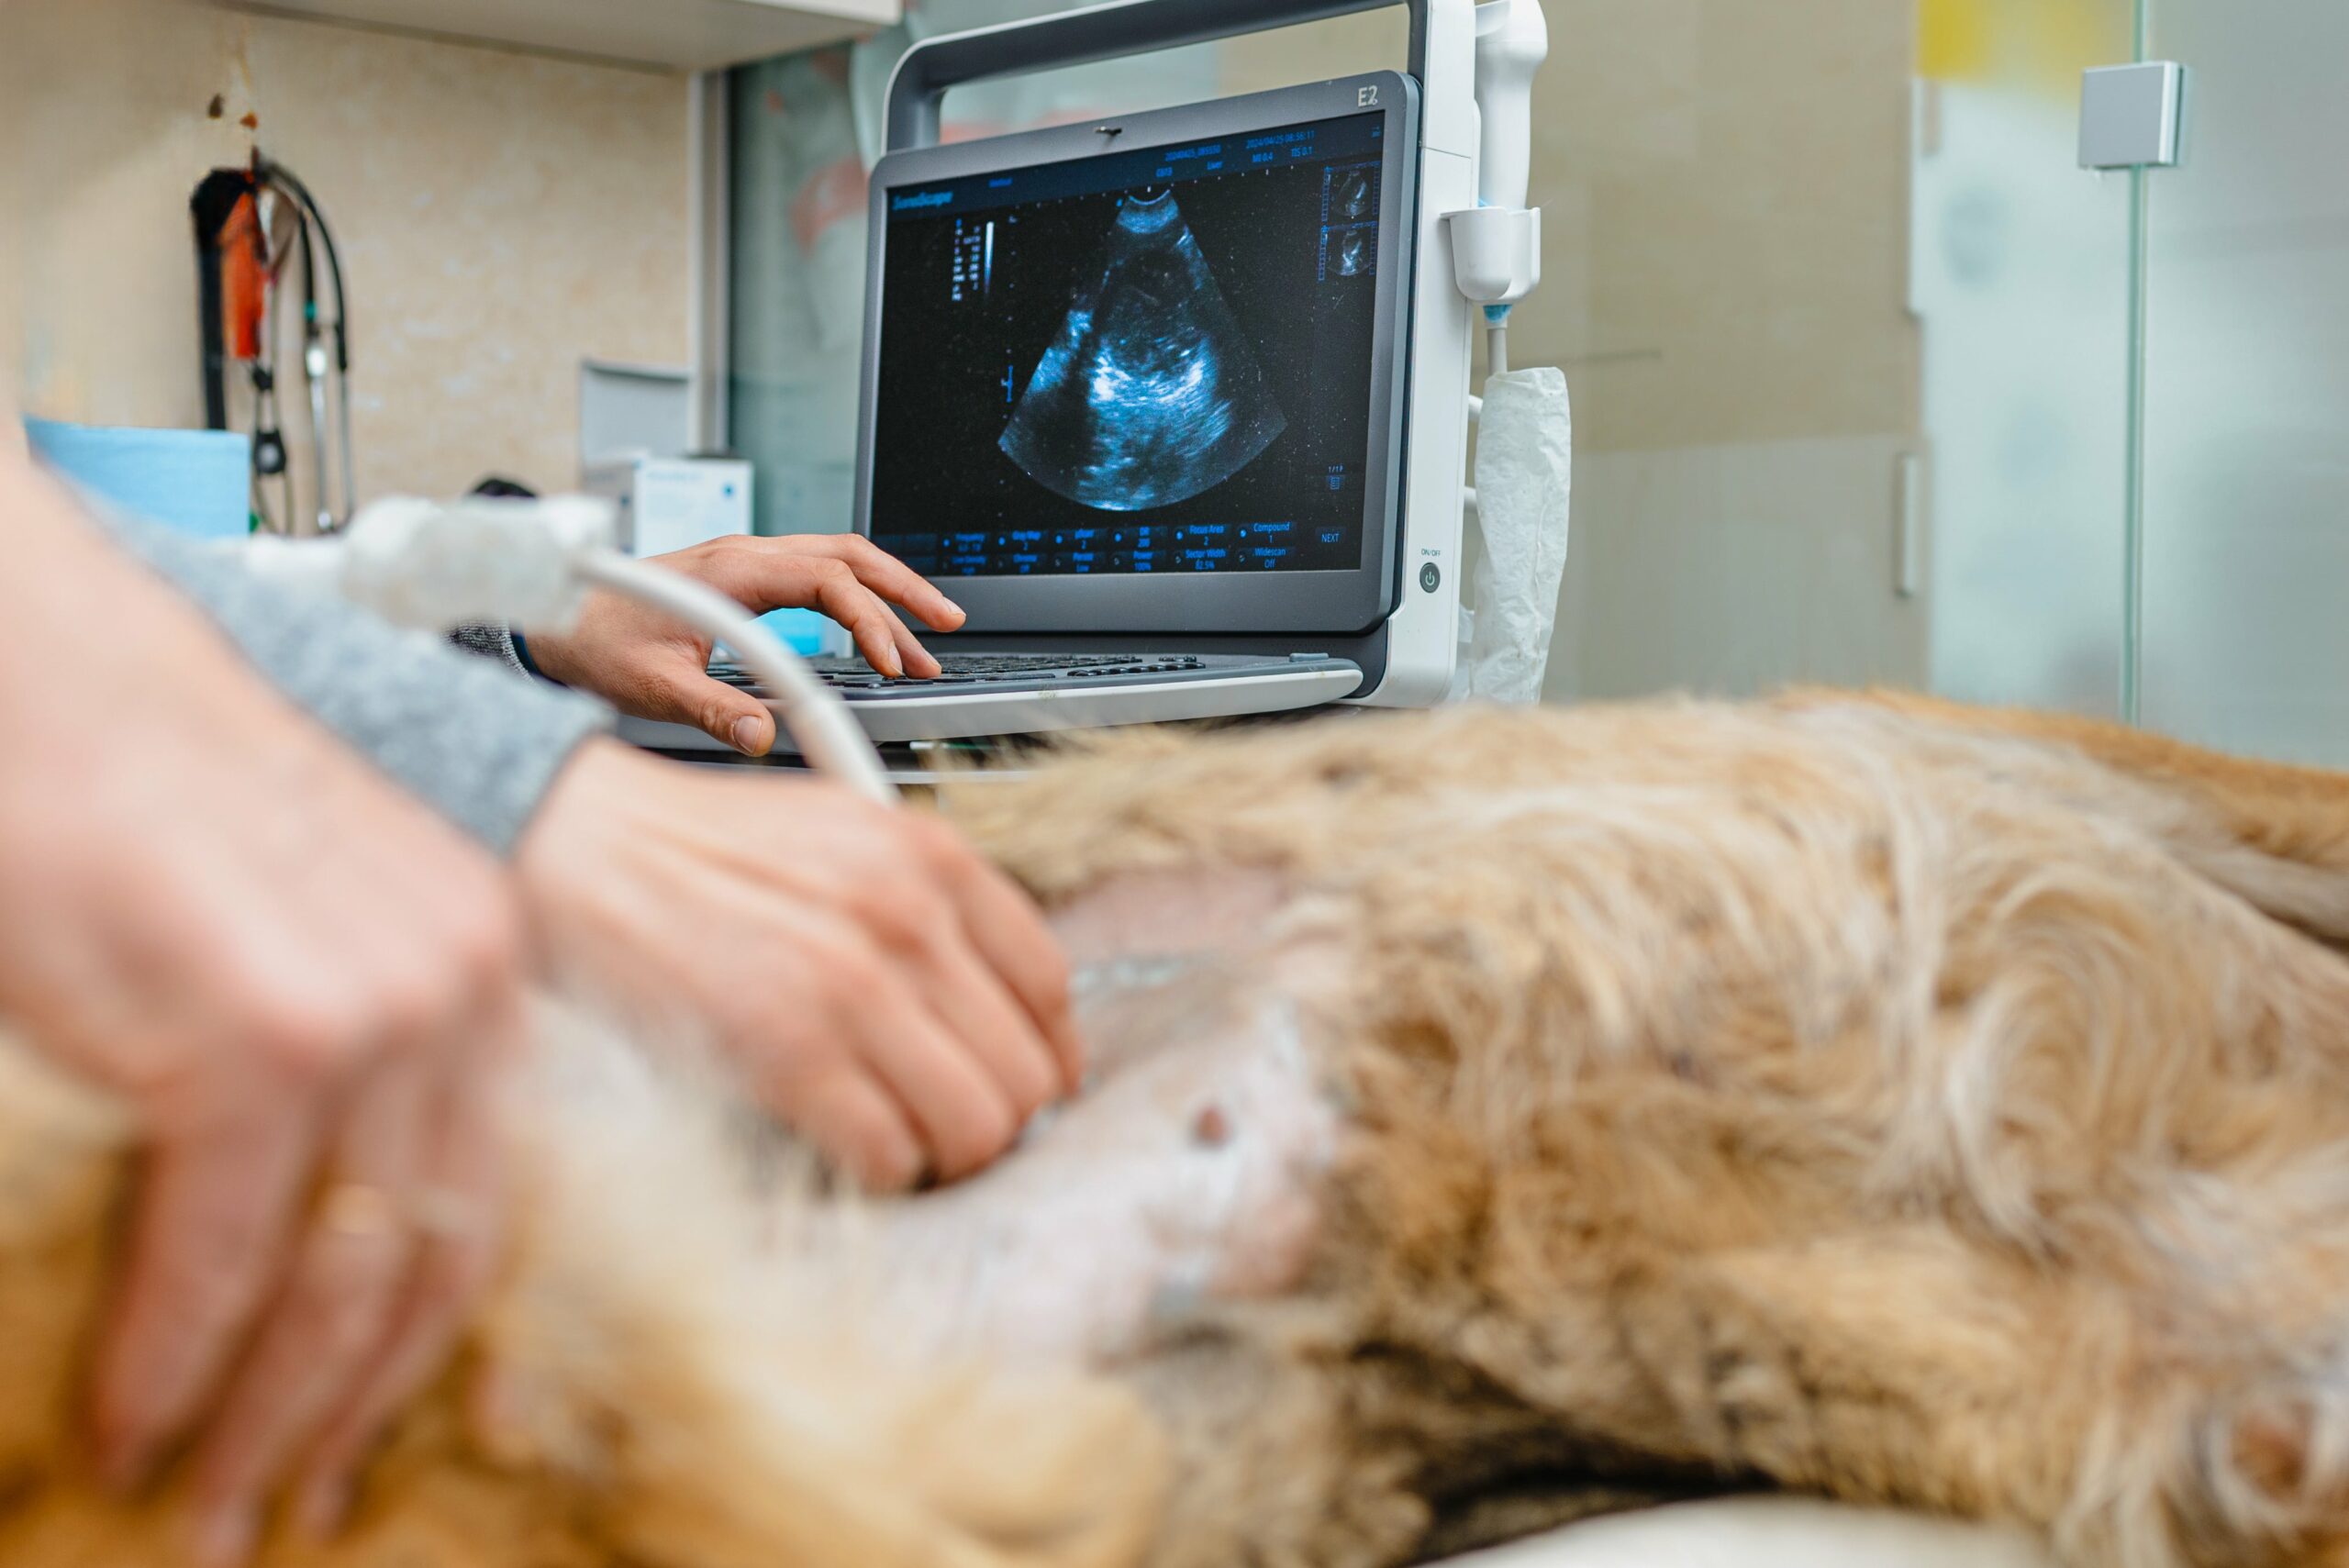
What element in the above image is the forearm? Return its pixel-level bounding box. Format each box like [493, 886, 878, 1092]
[97, 511, 611, 855]
[0, 461, 167, 715]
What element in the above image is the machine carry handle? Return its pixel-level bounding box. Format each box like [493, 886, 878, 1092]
[885, 0, 1442, 152]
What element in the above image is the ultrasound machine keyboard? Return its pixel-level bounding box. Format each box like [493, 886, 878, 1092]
[629, 651, 1364, 749]
[712, 651, 1328, 700]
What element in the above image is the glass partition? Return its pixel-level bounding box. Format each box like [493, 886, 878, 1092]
[2136, 0, 2349, 764]
[1911, 0, 2139, 718]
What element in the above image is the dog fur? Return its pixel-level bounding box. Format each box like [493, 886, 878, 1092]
[11, 691, 2349, 1568]
[0, 1006, 1168, 1568]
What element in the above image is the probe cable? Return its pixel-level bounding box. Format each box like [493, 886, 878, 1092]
[571, 551, 898, 806]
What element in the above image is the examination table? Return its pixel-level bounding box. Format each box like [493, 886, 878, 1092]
[1454, 1497, 2057, 1568]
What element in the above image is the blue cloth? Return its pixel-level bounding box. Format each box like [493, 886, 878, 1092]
[24, 418, 250, 540]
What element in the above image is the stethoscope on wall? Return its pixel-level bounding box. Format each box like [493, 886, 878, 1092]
[191, 154, 354, 535]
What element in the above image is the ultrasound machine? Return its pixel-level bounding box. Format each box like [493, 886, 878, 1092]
[642, 0, 1549, 751]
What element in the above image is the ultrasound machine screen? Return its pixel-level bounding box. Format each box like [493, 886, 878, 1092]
[869, 111, 1390, 579]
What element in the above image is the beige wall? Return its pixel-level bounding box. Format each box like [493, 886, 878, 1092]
[0, 0, 692, 507]
[1522, 0, 1919, 455]
[1538, 0, 1926, 699]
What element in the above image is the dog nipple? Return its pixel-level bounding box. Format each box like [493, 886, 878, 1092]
[1192, 1102, 1232, 1148]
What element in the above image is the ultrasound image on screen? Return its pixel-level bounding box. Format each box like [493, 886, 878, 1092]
[870, 112, 1387, 579]
[1000, 191, 1286, 512]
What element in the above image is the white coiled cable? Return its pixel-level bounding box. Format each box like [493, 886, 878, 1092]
[569, 550, 895, 805]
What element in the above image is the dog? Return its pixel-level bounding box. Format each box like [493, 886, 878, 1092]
[9, 690, 2349, 1568]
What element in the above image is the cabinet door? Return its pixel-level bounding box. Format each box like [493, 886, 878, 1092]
[2139, 0, 2349, 763]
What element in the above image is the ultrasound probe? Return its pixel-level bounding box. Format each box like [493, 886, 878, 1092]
[243, 495, 898, 804]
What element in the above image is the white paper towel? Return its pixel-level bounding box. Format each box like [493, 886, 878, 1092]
[1452, 366, 1573, 705]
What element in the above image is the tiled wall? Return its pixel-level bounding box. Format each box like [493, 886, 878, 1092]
[1550, 435, 1924, 701]
[0, 0, 693, 506]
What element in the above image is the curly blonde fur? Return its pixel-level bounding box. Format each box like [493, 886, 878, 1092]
[941, 693, 2349, 1568]
[11, 691, 2349, 1568]
[0, 1017, 1165, 1568]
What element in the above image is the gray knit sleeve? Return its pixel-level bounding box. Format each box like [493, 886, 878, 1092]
[449, 623, 529, 678]
[104, 515, 610, 855]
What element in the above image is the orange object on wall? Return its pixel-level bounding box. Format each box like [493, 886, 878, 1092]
[217, 189, 265, 362]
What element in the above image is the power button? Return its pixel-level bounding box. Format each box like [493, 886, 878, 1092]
[1419, 562, 1442, 594]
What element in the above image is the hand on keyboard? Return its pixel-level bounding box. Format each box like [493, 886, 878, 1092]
[524, 534, 964, 755]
